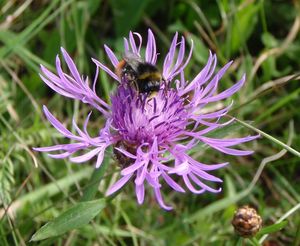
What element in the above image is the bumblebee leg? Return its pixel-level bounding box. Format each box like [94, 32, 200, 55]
[132, 80, 139, 91]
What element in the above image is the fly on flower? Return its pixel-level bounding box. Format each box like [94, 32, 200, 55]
[34, 29, 258, 210]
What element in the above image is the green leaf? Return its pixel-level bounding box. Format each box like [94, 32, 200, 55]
[256, 220, 288, 237]
[187, 34, 209, 64]
[30, 199, 106, 241]
[109, 0, 152, 36]
[229, 3, 259, 54]
[261, 32, 279, 48]
[256, 88, 300, 123]
[87, 0, 102, 16]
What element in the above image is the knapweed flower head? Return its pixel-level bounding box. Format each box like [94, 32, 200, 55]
[34, 29, 258, 210]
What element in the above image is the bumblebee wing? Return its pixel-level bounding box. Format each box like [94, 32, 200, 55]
[123, 52, 143, 71]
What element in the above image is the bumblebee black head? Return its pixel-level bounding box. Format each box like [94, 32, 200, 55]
[122, 64, 137, 83]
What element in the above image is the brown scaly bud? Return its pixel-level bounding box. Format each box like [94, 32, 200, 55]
[231, 205, 262, 238]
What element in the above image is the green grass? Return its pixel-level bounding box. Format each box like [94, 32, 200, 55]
[1, 0, 300, 245]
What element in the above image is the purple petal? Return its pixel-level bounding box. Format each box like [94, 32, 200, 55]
[162, 172, 185, 193]
[154, 187, 173, 210]
[183, 175, 206, 194]
[167, 37, 194, 81]
[104, 45, 119, 67]
[194, 103, 233, 119]
[121, 159, 148, 176]
[194, 74, 219, 104]
[123, 38, 129, 52]
[190, 166, 223, 183]
[135, 164, 148, 186]
[39, 74, 74, 98]
[163, 32, 178, 79]
[95, 148, 106, 168]
[150, 137, 158, 155]
[33, 142, 87, 152]
[203, 74, 246, 103]
[187, 156, 229, 171]
[135, 184, 145, 204]
[43, 106, 80, 140]
[55, 55, 75, 88]
[129, 31, 138, 54]
[61, 47, 82, 84]
[212, 146, 254, 156]
[168, 161, 189, 175]
[83, 112, 93, 136]
[189, 125, 219, 136]
[181, 52, 215, 95]
[114, 147, 137, 159]
[145, 29, 157, 64]
[189, 173, 222, 193]
[33, 145, 67, 152]
[145, 173, 161, 188]
[133, 32, 142, 53]
[69, 147, 101, 163]
[92, 58, 120, 82]
[48, 152, 73, 159]
[201, 135, 259, 147]
[106, 174, 133, 196]
[72, 117, 87, 139]
[40, 65, 61, 84]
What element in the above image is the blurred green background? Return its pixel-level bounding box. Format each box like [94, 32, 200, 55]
[0, 0, 300, 245]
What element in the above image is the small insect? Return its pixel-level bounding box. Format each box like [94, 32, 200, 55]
[116, 52, 164, 95]
[113, 141, 136, 168]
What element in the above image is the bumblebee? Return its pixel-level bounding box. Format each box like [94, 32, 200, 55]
[116, 52, 163, 94]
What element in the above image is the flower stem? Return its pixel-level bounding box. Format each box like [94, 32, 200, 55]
[231, 117, 300, 157]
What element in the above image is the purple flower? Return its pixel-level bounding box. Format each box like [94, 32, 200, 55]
[34, 29, 258, 210]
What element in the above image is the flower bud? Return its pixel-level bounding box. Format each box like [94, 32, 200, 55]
[232, 205, 262, 237]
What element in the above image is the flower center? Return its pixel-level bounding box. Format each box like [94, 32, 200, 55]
[111, 86, 188, 147]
